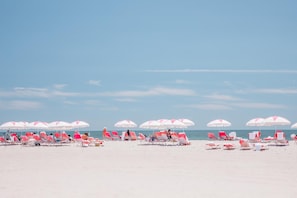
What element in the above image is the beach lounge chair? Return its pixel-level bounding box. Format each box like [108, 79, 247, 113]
[218, 131, 232, 140]
[239, 139, 252, 150]
[248, 131, 261, 143]
[253, 143, 269, 151]
[223, 143, 236, 150]
[274, 131, 289, 146]
[129, 131, 137, 141]
[137, 133, 146, 141]
[205, 141, 220, 150]
[290, 134, 297, 144]
[208, 132, 218, 140]
[228, 131, 237, 140]
[178, 132, 190, 145]
[103, 131, 113, 140]
[111, 131, 121, 140]
[155, 131, 169, 142]
[170, 132, 179, 142]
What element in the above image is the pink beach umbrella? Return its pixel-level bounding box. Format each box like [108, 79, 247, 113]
[207, 119, 231, 128]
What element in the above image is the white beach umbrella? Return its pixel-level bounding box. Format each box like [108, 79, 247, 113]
[0, 121, 27, 130]
[27, 121, 49, 130]
[291, 123, 297, 128]
[157, 119, 187, 129]
[178, 118, 195, 127]
[114, 120, 137, 128]
[139, 120, 161, 129]
[263, 116, 291, 127]
[71, 120, 90, 129]
[246, 118, 265, 127]
[207, 119, 231, 128]
[48, 121, 73, 131]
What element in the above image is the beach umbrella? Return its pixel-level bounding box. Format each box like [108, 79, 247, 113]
[139, 120, 161, 129]
[114, 120, 137, 128]
[207, 119, 231, 128]
[246, 118, 265, 127]
[27, 121, 49, 130]
[291, 123, 297, 128]
[263, 116, 291, 127]
[71, 120, 90, 129]
[160, 119, 187, 129]
[48, 121, 73, 131]
[0, 121, 27, 130]
[178, 118, 195, 127]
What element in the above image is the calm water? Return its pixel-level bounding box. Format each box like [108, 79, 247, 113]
[49, 129, 297, 140]
[2, 129, 296, 140]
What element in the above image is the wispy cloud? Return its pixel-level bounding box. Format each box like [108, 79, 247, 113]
[204, 93, 241, 101]
[88, 80, 101, 86]
[0, 100, 43, 110]
[249, 88, 297, 94]
[114, 98, 138, 102]
[53, 84, 67, 89]
[99, 87, 196, 97]
[185, 104, 232, 110]
[175, 79, 190, 84]
[145, 69, 297, 74]
[232, 102, 286, 109]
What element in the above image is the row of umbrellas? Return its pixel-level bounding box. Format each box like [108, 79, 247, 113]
[115, 115, 296, 130]
[0, 120, 90, 131]
[115, 119, 195, 130]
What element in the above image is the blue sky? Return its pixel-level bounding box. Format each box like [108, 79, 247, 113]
[1, 0, 297, 130]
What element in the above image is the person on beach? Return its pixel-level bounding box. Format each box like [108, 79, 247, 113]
[125, 129, 131, 140]
[167, 129, 172, 140]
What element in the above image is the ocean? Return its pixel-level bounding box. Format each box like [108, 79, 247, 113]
[62, 129, 296, 140]
[2, 129, 295, 140]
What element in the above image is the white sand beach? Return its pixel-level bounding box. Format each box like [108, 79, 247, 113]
[1, 140, 297, 198]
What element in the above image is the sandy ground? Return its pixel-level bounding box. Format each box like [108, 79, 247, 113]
[0, 140, 297, 198]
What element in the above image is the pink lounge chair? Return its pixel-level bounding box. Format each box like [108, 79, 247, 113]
[205, 141, 220, 150]
[111, 131, 121, 140]
[223, 143, 236, 150]
[103, 131, 113, 140]
[178, 132, 190, 145]
[129, 131, 137, 141]
[239, 139, 252, 150]
[218, 131, 233, 140]
[208, 132, 218, 140]
[138, 133, 146, 141]
[0, 136, 6, 144]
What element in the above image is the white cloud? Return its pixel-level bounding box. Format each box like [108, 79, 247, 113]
[145, 69, 297, 73]
[84, 100, 102, 106]
[250, 88, 297, 94]
[0, 100, 42, 110]
[53, 84, 67, 89]
[204, 93, 241, 101]
[232, 102, 286, 109]
[88, 80, 101, 86]
[185, 104, 232, 110]
[175, 79, 190, 84]
[114, 98, 137, 102]
[99, 87, 196, 97]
